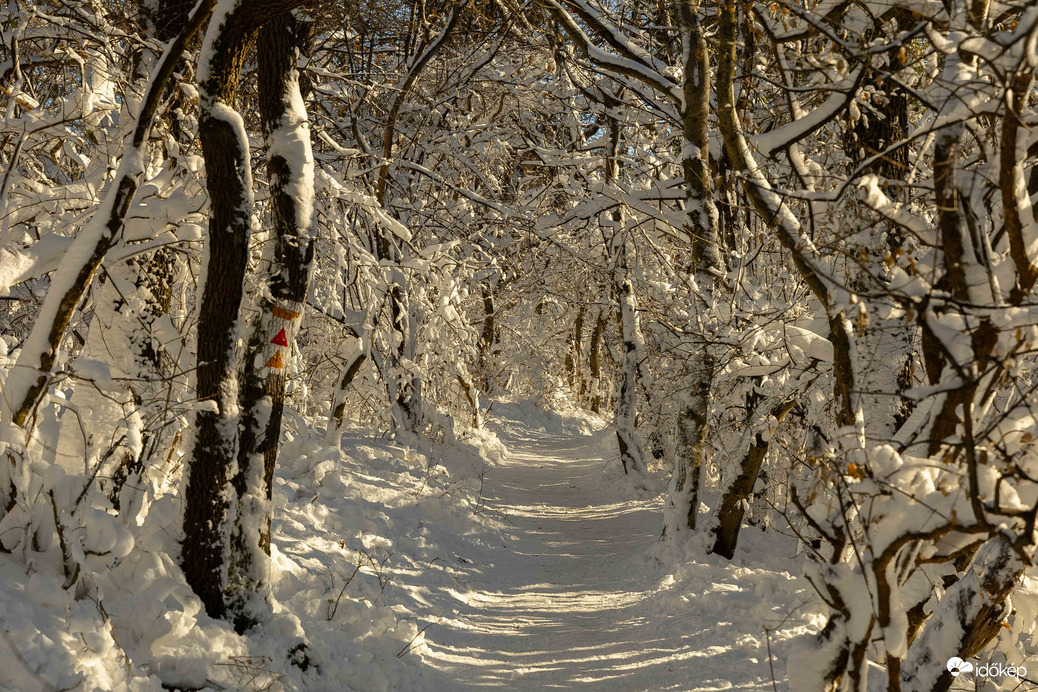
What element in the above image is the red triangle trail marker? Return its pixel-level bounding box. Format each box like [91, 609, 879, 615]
[271, 328, 288, 347]
[265, 351, 284, 369]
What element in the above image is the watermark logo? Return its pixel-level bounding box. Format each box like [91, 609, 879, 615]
[946, 656, 1025, 681]
[946, 657, 973, 677]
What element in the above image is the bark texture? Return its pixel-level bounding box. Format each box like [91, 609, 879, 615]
[181, 0, 300, 620]
[227, 11, 315, 630]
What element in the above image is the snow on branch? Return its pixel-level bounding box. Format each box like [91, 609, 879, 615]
[751, 66, 866, 159]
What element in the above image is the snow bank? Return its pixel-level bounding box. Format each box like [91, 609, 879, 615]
[0, 418, 500, 691]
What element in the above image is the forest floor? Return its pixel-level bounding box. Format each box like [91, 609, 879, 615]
[0, 401, 821, 692]
[397, 403, 820, 691]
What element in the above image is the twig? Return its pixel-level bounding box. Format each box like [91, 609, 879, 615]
[49, 490, 80, 590]
[326, 562, 362, 621]
[396, 622, 435, 658]
[213, 656, 281, 692]
[74, 434, 127, 508]
[763, 625, 779, 692]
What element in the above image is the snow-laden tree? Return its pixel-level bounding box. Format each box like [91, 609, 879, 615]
[2, 0, 1038, 687]
[534, 0, 1038, 686]
[0, 0, 213, 590]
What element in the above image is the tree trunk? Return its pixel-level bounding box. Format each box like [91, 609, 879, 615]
[478, 283, 497, 391]
[180, 0, 300, 621]
[596, 99, 648, 478]
[666, 0, 721, 535]
[615, 279, 646, 476]
[588, 308, 607, 413]
[565, 305, 584, 390]
[668, 356, 712, 532]
[380, 271, 423, 433]
[457, 374, 482, 428]
[843, 39, 916, 440]
[901, 534, 1023, 692]
[226, 11, 315, 631]
[330, 342, 368, 432]
[372, 4, 462, 435]
[710, 396, 796, 558]
[678, 0, 719, 271]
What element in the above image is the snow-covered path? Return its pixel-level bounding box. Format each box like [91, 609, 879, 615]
[410, 412, 812, 691]
[420, 423, 666, 689]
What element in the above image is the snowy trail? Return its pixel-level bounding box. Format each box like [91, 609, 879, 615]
[410, 413, 800, 691]
[420, 425, 665, 689]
